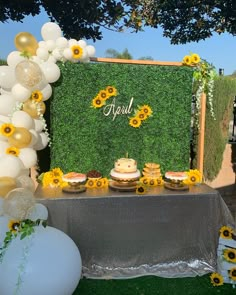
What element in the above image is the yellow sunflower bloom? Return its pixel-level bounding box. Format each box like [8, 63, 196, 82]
[6, 146, 20, 157]
[182, 55, 192, 66]
[148, 178, 158, 186]
[51, 168, 64, 178]
[129, 117, 142, 128]
[157, 177, 164, 186]
[139, 105, 152, 116]
[31, 90, 43, 102]
[8, 220, 20, 233]
[136, 110, 148, 121]
[85, 179, 96, 188]
[101, 177, 109, 187]
[92, 97, 105, 108]
[185, 169, 202, 185]
[136, 185, 147, 195]
[95, 179, 104, 188]
[229, 268, 236, 281]
[0, 123, 15, 137]
[139, 177, 150, 185]
[71, 45, 83, 59]
[223, 248, 236, 263]
[42, 171, 52, 187]
[191, 53, 200, 64]
[98, 90, 109, 100]
[210, 272, 224, 286]
[219, 225, 234, 239]
[106, 86, 117, 97]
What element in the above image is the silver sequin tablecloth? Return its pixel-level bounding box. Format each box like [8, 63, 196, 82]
[35, 184, 234, 279]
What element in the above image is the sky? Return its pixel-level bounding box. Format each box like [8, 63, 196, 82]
[0, 8, 236, 75]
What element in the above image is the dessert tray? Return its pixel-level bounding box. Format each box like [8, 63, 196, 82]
[164, 171, 189, 191]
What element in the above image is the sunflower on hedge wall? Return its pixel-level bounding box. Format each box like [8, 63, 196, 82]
[92, 96, 105, 108]
[106, 86, 117, 97]
[210, 272, 224, 286]
[129, 117, 142, 128]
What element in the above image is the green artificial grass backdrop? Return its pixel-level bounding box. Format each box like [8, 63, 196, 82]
[49, 62, 193, 176]
[73, 275, 236, 295]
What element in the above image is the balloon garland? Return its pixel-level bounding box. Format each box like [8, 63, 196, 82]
[0, 22, 96, 196]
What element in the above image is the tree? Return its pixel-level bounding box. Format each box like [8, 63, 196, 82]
[0, 1, 236, 43]
[105, 48, 133, 59]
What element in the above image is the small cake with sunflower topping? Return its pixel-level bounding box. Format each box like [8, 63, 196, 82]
[110, 157, 141, 182]
[62, 172, 87, 184]
[165, 171, 187, 181]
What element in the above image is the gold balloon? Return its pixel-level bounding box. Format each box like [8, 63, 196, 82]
[0, 177, 17, 197]
[23, 99, 46, 119]
[15, 60, 43, 89]
[14, 32, 38, 55]
[8, 127, 32, 148]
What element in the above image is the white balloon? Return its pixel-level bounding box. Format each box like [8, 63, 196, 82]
[0, 155, 23, 178]
[0, 87, 12, 95]
[26, 203, 48, 221]
[41, 22, 62, 41]
[33, 119, 44, 133]
[45, 40, 56, 51]
[0, 115, 10, 123]
[47, 55, 57, 64]
[31, 55, 43, 65]
[68, 39, 77, 47]
[16, 175, 35, 192]
[38, 41, 47, 49]
[56, 37, 68, 49]
[33, 132, 49, 150]
[0, 141, 9, 156]
[11, 110, 34, 129]
[0, 121, 9, 141]
[86, 45, 96, 57]
[11, 83, 31, 102]
[41, 84, 52, 101]
[29, 129, 39, 147]
[52, 48, 63, 60]
[77, 40, 87, 48]
[0, 226, 82, 295]
[40, 62, 60, 83]
[36, 47, 49, 61]
[7, 51, 25, 67]
[18, 148, 37, 169]
[0, 66, 16, 89]
[63, 48, 73, 60]
[0, 94, 16, 116]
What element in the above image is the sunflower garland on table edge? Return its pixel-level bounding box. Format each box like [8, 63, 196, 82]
[136, 184, 147, 195]
[85, 177, 109, 189]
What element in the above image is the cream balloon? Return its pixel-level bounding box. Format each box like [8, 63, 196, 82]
[11, 110, 34, 129]
[0, 115, 10, 123]
[15, 60, 43, 89]
[11, 83, 31, 102]
[29, 129, 39, 147]
[0, 94, 16, 116]
[63, 48, 73, 60]
[86, 45, 96, 57]
[3, 187, 35, 220]
[56, 37, 68, 49]
[8, 127, 32, 149]
[40, 62, 60, 83]
[77, 40, 87, 48]
[33, 119, 44, 133]
[0, 141, 9, 156]
[36, 47, 49, 61]
[68, 39, 77, 47]
[45, 40, 56, 51]
[18, 147, 37, 169]
[41, 22, 62, 41]
[41, 84, 52, 101]
[33, 132, 49, 150]
[0, 155, 23, 178]
[0, 66, 16, 89]
[7, 51, 25, 67]
[38, 40, 47, 49]
[0, 177, 17, 197]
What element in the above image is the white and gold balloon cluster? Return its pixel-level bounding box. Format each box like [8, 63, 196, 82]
[0, 22, 96, 196]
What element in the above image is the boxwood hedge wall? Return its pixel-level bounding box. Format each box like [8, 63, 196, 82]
[48, 62, 193, 177]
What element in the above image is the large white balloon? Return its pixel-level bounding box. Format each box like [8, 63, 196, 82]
[29, 129, 39, 147]
[45, 40, 56, 51]
[0, 226, 82, 295]
[86, 45, 96, 57]
[11, 83, 31, 102]
[40, 62, 60, 83]
[26, 203, 48, 221]
[77, 40, 87, 48]
[33, 132, 49, 150]
[33, 119, 44, 133]
[0, 155, 23, 178]
[56, 37, 68, 49]
[41, 22, 62, 41]
[0, 66, 16, 89]
[18, 147, 37, 169]
[7, 51, 25, 67]
[36, 47, 49, 61]
[63, 48, 73, 60]
[0, 94, 16, 116]
[41, 84, 52, 101]
[11, 110, 34, 129]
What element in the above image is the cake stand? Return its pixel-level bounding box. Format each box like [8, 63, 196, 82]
[164, 172, 189, 191]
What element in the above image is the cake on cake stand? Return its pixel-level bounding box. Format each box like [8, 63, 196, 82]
[164, 171, 189, 191]
[62, 172, 87, 193]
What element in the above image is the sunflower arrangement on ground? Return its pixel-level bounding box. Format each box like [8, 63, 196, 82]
[91, 86, 117, 108]
[38, 167, 68, 188]
[183, 169, 202, 185]
[129, 104, 153, 128]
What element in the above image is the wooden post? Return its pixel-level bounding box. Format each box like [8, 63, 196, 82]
[197, 92, 207, 175]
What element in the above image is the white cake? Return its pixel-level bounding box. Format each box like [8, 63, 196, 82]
[110, 158, 140, 181]
[165, 171, 187, 181]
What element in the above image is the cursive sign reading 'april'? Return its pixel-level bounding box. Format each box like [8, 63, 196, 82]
[103, 97, 134, 121]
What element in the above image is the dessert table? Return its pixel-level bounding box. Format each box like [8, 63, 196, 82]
[35, 184, 234, 279]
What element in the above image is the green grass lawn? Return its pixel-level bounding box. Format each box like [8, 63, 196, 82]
[73, 275, 236, 295]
